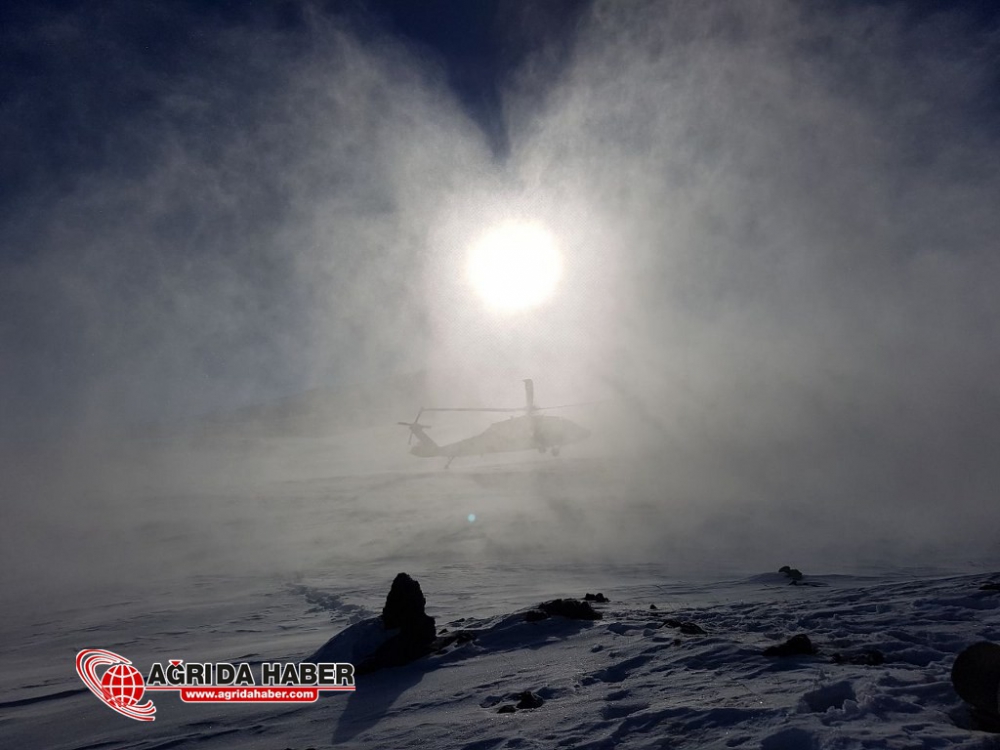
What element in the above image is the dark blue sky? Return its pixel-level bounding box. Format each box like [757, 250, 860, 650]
[0, 0, 588, 240]
[1, 0, 997, 238]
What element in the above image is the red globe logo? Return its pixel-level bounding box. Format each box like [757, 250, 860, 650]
[100, 663, 145, 708]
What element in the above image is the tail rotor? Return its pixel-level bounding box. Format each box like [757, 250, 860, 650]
[397, 408, 430, 445]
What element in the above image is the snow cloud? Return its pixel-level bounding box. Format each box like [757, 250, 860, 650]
[3, 1, 999, 601]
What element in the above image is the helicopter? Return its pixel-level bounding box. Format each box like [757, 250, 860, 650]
[398, 379, 593, 469]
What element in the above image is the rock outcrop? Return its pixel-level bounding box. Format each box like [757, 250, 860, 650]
[307, 572, 437, 675]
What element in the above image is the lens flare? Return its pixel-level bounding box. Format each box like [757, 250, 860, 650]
[467, 221, 562, 311]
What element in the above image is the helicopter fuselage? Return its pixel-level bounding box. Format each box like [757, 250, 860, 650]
[409, 414, 590, 459]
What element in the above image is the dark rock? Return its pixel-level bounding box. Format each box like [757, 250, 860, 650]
[515, 691, 544, 709]
[779, 565, 804, 582]
[952, 642, 1000, 716]
[664, 618, 706, 635]
[538, 599, 603, 620]
[357, 634, 434, 675]
[980, 582, 1000, 592]
[764, 634, 817, 657]
[650, 604, 658, 610]
[832, 648, 885, 666]
[497, 704, 517, 714]
[584, 592, 610, 603]
[431, 628, 478, 652]
[382, 573, 430, 631]
[965, 706, 1000, 733]
[357, 573, 437, 675]
[524, 609, 550, 622]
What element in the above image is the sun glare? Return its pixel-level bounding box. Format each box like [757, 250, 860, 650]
[467, 222, 562, 312]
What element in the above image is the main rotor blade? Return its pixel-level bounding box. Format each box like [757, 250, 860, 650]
[420, 407, 523, 413]
[533, 399, 609, 411]
[422, 400, 609, 413]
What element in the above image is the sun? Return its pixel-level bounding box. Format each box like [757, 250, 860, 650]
[467, 221, 562, 312]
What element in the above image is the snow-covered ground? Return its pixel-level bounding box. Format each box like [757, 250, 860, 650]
[3, 440, 999, 749]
